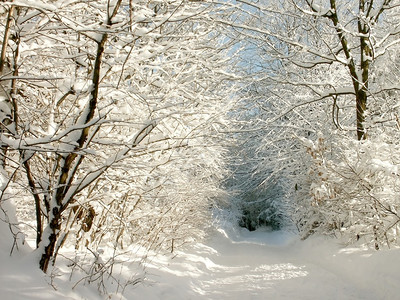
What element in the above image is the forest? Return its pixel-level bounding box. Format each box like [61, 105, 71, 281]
[0, 0, 400, 298]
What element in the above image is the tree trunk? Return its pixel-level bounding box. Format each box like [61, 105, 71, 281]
[37, 0, 122, 271]
[356, 90, 367, 140]
[356, 0, 370, 140]
[0, 6, 14, 74]
[39, 208, 61, 272]
[326, 0, 371, 140]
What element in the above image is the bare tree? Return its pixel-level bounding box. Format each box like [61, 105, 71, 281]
[220, 0, 400, 140]
[222, 0, 400, 242]
[0, 0, 235, 273]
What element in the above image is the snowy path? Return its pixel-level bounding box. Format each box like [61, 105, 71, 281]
[138, 228, 399, 300]
[1, 225, 400, 299]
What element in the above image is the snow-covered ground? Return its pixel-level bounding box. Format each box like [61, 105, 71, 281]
[1, 215, 399, 300]
[136, 227, 400, 300]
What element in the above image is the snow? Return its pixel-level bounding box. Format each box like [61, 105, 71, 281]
[0, 198, 73, 299]
[10, 0, 57, 11]
[135, 227, 400, 300]
[0, 252, 76, 300]
[1, 214, 400, 300]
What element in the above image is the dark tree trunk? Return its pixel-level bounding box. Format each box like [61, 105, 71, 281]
[39, 208, 61, 272]
[356, 90, 367, 140]
[37, 0, 123, 272]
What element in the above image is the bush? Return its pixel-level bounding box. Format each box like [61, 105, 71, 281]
[294, 134, 400, 249]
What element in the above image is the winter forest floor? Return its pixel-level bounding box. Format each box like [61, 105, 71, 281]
[1, 218, 399, 300]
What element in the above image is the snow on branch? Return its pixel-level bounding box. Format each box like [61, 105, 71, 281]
[62, 121, 157, 207]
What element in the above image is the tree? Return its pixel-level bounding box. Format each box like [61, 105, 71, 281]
[221, 0, 400, 140]
[220, 0, 400, 243]
[0, 0, 235, 273]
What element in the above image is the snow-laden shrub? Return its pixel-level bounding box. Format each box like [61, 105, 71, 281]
[294, 134, 400, 249]
[0, 0, 236, 273]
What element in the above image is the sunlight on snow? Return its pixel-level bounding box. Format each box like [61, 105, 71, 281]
[255, 263, 308, 280]
[192, 262, 308, 296]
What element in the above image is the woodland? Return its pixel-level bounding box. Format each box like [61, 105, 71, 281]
[0, 0, 400, 297]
